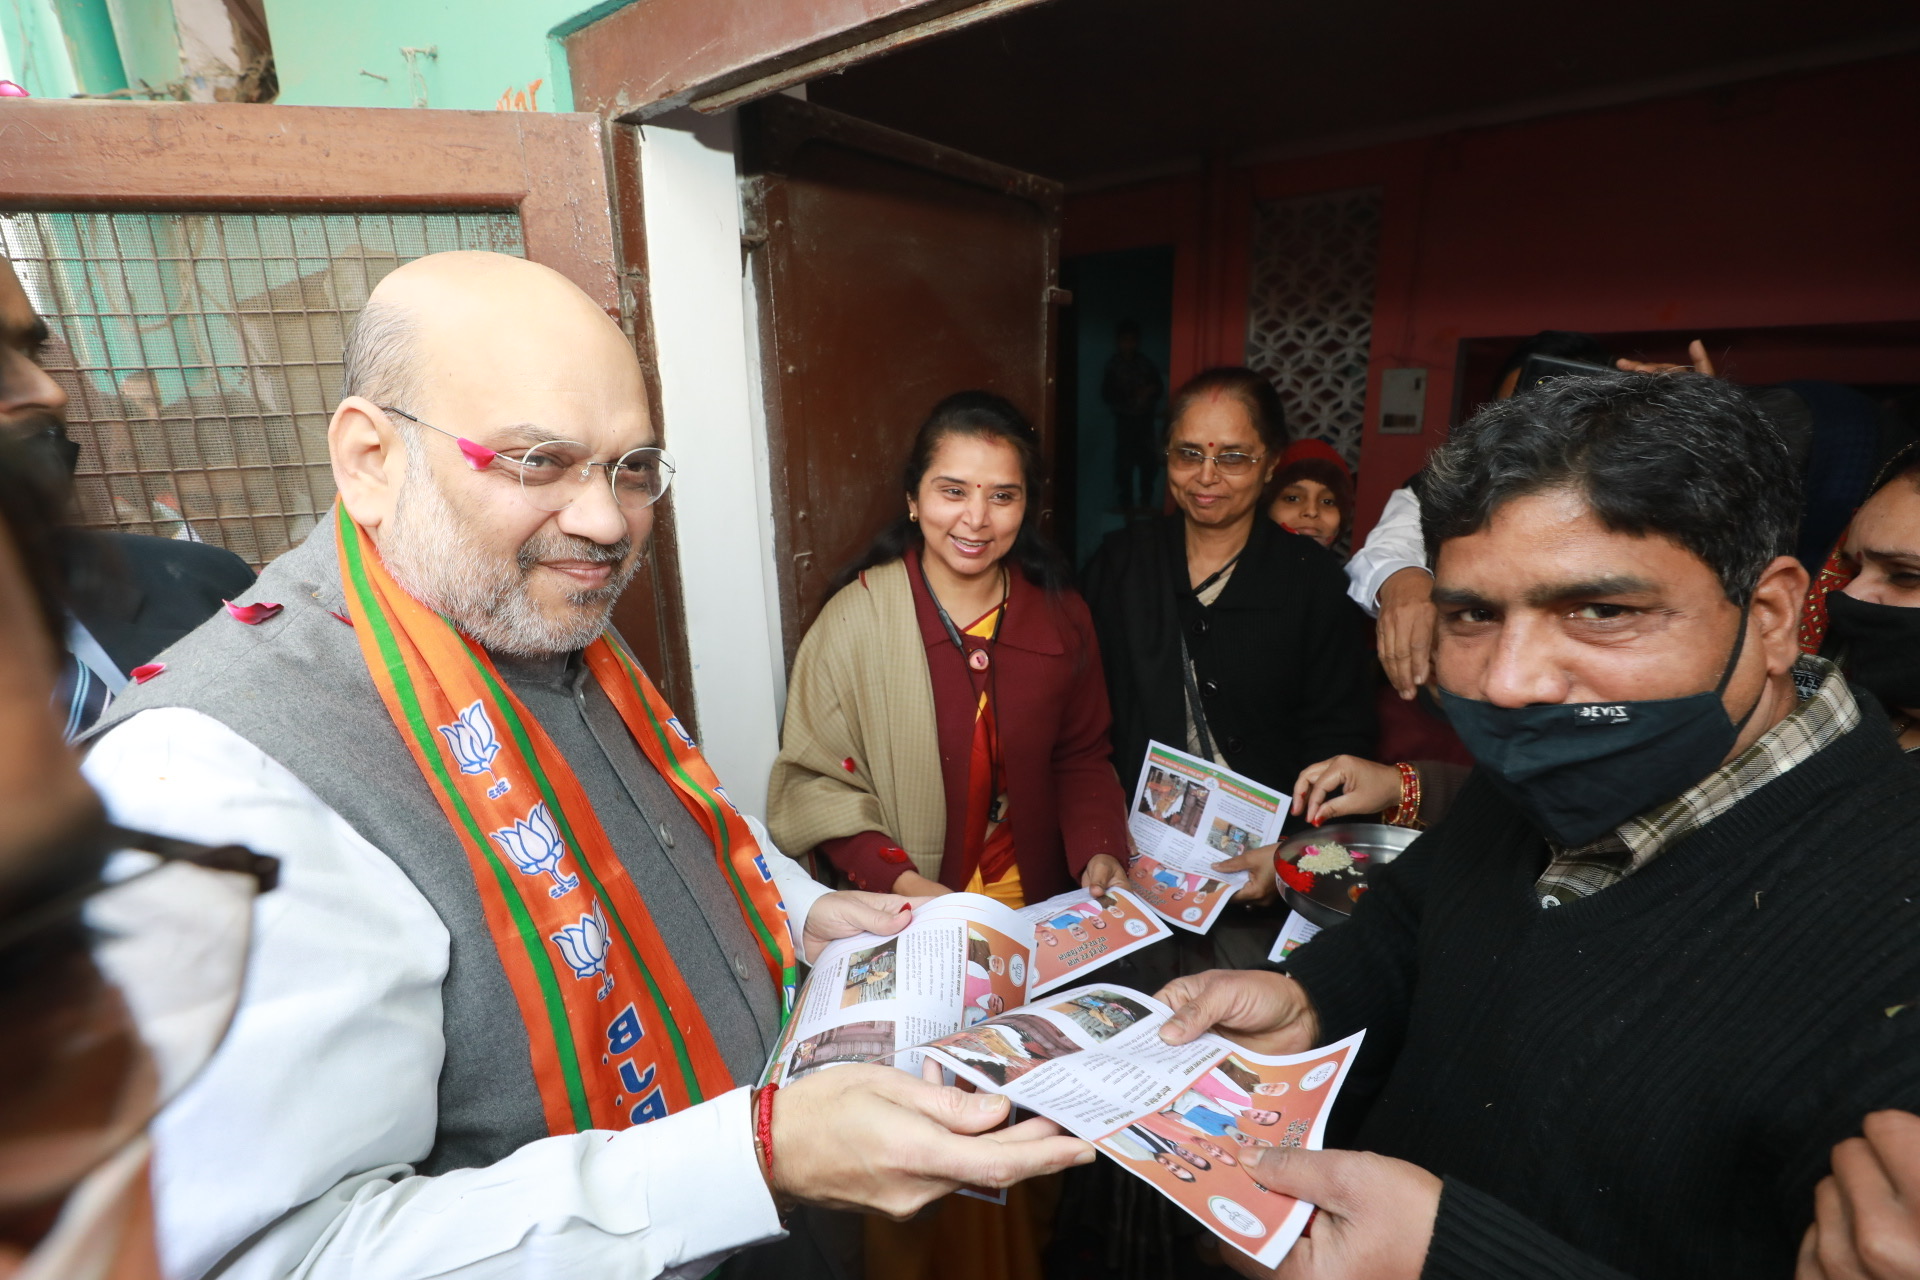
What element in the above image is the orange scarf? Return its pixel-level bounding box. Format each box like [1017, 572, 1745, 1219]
[335, 506, 795, 1133]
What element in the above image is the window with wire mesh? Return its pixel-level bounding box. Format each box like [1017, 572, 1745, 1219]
[1, 211, 525, 568]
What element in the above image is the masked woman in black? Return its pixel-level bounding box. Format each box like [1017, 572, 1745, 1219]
[1802, 441, 1920, 752]
[1080, 368, 1375, 963]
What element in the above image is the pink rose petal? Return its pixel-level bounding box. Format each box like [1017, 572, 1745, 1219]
[0, 81, 28, 98]
[456, 438, 498, 470]
[130, 662, 165, 684]
[224, 599, 284, 625]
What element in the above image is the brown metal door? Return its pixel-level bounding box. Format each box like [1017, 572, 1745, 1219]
[0, 101, 694, 717]
[742, 95, 1063, 665]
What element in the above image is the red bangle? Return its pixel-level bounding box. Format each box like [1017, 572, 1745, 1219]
[752, 1081, 779, 1189]
[1384, 762, 1423, 830]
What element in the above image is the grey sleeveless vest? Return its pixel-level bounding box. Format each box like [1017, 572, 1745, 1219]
[91, 523, 782, 1175]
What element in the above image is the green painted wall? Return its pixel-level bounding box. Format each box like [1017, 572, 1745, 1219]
[54, 0, 129, 94]
[2, 0, 81, 96]
[103, 0, 177, 89]
[262, 0, 623, 111]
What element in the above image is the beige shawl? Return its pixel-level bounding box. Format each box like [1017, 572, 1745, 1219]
[766, 559, 947, 880]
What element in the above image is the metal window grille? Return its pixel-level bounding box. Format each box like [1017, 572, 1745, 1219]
[1243, 188, 1383, 473]
[2, 211, 525, 568]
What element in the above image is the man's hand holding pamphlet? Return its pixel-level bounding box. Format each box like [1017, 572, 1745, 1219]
[765, 885, 1362, 1269]
[1127, 740, 1286, 932]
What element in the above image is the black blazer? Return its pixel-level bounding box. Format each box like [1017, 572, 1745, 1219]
[65, 531, 255, 674]
[1081, 513, 1375, 797]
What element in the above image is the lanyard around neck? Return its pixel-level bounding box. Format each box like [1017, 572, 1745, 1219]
[925, 567, 1009, 657]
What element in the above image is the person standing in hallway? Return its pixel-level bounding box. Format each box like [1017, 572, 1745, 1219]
[1103, 319, 1163, 513]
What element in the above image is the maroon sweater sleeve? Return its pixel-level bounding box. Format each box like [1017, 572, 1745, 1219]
[1049, 593, 1132, 876]
[819, 830, 915, 893]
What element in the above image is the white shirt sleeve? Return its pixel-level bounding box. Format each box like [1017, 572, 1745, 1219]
[1344, 486, 1430, 616]
[744, 813, 833, 959]
[83, 709, 783, 1280]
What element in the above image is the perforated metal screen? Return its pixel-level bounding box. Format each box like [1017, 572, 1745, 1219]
[1244, 188, 1382, 473]
[1, 211, 525, 567]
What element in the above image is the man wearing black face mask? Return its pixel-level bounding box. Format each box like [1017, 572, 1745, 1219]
[1153, 373, 1920, 1280]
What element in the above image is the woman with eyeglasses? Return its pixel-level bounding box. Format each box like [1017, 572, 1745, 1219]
[1081, 367, 1375, 951]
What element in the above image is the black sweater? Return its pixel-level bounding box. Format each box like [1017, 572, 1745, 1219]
[1286, 710, 1920, 1279]
[1080, 514, 1375, 795]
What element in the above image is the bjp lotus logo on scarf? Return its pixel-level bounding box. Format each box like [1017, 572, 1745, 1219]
[666, 715, 695, 748]
[552, 905, 614, 1000]
[440, 700, 511, 798]
[490, 802, 581, 899]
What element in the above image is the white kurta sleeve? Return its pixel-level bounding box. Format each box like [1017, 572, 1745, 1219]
[1344, 485, 1431, 616]
[83, 709, 783, 1280]
[744, 813, 834, 958]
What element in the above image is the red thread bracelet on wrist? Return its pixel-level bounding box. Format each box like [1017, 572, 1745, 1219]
[753, 1081, 779, 1189]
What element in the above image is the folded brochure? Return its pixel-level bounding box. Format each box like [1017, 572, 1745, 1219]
[919, 984, 1360, 1270]
[764, 887, 1169, 1088]
[764, 889, 1358, 1267]
[1126, 740, 1286, 933]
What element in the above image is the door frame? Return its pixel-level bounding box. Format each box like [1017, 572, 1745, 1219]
[739, 94, 1065, 665]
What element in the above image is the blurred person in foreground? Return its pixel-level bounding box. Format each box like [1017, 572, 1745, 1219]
[0, 436, 273, 1280]
[0, 254, 252, 737]
[81, 252, 1090, 1280]
[1158, 372, 1920, 1279]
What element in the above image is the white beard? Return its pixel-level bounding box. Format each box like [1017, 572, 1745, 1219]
[380, 466, 639, 658]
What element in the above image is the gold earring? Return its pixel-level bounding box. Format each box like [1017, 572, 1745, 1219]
[910, 512, 919, 522]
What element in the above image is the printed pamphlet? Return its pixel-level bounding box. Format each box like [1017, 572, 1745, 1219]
[1267, 910, 1323, 963]
[1127, 740, 1286, 933]
[764, 889, 1165, 1087]
[1018, 885, 1172, 995]
[920, 983, 1363, 1269]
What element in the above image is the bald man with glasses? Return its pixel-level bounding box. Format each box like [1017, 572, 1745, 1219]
[82, 252, 1090, 1280]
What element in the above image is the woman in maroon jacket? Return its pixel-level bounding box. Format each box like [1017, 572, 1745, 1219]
[767, 390, 1129, 908]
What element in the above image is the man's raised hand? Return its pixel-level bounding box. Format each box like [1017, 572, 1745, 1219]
[1375, 567, 1436, 701]
[769, 1063, 1093, 1218]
